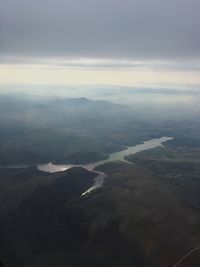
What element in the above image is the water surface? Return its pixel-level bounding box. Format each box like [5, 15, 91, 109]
[37, 136, 173, 194]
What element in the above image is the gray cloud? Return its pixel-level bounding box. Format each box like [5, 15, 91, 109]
[0, 0, 200, 61]
[1, 55, 200, 72]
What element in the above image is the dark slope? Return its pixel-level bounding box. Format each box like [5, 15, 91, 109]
[0, 167, 97, 267]
[1, 138, 200, 267]
[93, 162, 200, 267]
[2, 95, 192, 165]
[1, 160, 199, 267]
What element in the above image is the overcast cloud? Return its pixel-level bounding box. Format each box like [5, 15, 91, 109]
[0, 0, 200, 63]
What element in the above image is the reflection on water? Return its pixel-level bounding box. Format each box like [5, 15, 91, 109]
[37, 136, 173, 195]
[81, 172, 106, 196]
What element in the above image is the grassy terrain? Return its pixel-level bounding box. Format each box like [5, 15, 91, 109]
[0, 96, 155, 165]
[0, 166, 97, 267]
[94, 161, 200, 267]
[1, 95, 200, 266]
[3, 95, 200, 165]
[126, 139, 200, 217]
[0, 128, 120, 165]
[1, 147, 200, 267]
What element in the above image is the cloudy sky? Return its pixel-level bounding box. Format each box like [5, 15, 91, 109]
[0, 0, 200, 87]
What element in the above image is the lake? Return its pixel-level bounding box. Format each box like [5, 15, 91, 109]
[37, 136, 173, 195]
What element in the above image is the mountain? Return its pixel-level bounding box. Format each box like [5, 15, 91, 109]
[0, 166, 97, 267]
[1, 95, 200, 267]
[0, 140, 200, 267]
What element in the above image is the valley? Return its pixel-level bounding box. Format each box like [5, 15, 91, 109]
[0, 96, 200, 267]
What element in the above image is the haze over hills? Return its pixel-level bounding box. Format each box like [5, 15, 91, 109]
[0, 93, 200, 266]
[0, 93, 200, 166]
[1, 0, 200, 266]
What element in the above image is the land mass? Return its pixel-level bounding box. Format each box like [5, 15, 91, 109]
[0, 139, 200, 267]
[1, 96, 200, 267]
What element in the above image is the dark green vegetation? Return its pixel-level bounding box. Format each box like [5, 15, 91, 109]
[1, 94, 200, 267]
[95, 161, 200, 267]
[126, 139, 200, 217]
[0, 166, 97, 267]
[0, 96, 124, 165]
[0, 139, 200, 266]
[1, 94, 199, 165]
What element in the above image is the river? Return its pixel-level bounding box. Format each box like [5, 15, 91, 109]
[37, 136, 173, 195]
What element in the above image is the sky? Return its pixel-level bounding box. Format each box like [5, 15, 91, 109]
[0, 0, 200, 88]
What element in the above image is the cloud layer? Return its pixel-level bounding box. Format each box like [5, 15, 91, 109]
[1, 0, 200, 61]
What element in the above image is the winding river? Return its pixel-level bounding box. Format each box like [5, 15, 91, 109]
[37, 136, 173, 195]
